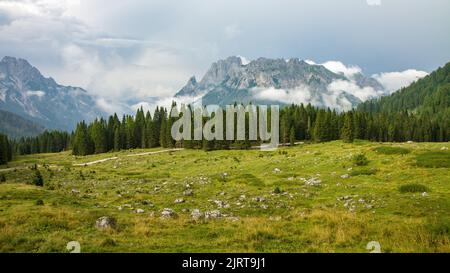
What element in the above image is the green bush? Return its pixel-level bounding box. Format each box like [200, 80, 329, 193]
[416, 151, 450, 168]
[0, 174, 5, 182]
[273, 186, 282, 194]
[399, 183, 429, 193]
[374, 146, 411, 155]
[32, 170, 44, 187]
[352, 153, 369, 166]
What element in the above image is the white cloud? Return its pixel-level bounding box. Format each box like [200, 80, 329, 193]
[321, 61, 362, 78]
[372, 69, 428, 93]
[327, 79, 383, 102]
[366, 0, 381, 6]
[26, 90, 46, 97]
[251, 86, 312, 105]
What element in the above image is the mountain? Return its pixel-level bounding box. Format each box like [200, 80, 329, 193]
[0, 109, 44, 138]
[0, 56, 105, 131]
[175, 56, 386, 110]
[358, 61, 450, 116]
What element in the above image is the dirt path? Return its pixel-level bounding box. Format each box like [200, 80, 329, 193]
[72, 148, 183, 166]
[72, 156, 119, 166]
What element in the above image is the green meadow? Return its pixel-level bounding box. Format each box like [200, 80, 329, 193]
[0, 141, 449, 253]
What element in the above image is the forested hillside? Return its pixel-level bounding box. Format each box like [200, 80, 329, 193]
[0, 110, 45, 138]
[359, 61, 450, 116]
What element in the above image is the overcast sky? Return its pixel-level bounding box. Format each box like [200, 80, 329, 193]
[0, 0, 449, 113]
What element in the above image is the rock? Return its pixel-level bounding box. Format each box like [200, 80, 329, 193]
[273, 168, 281, 173]
[441, 147, 448, 150]
[252, 196, 266, 202]
[183, 189, 194, 196]
[95, 216, 116, 229]
[191, 209, 203, 220]
[407, 141, 414, 144]
[304, 177, 322, 186]
[205, 210, 222, 219]
[71, 189, 80, 195]
[135, 209, 145, 214]
[422, 192, 428, 197]
[161, 208, 175, 218]
[174, 198, 185, 204]
[340, 174, 350, 179]
[213, 200, 230, 208]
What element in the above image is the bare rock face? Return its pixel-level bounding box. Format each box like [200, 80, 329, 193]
[95, 216, 116, 229]
[0, 56, 105, 131]
[174, 56, 385, 109]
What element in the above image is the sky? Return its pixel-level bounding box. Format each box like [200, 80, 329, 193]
[0, 0, 449, 114]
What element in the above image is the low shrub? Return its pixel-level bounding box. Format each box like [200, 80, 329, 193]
[399, 183, 429, 193]
[352, 153, 369, 166]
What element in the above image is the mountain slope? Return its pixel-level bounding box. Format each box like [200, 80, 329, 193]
[0, 109, 44, 138]
[0, 56, 105, 131]
[358, 61, 450, 115]
[175, 56, 386, 110]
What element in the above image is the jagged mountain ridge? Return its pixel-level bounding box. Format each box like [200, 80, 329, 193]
[175, 56, 386, 109]
[0, 56, 105, 131]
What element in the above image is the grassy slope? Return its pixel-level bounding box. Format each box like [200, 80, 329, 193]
[0, 141, 449, 253]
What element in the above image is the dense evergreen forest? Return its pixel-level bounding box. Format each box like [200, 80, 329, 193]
[0, 134, 13, 164]
[3, 61, 449, 159]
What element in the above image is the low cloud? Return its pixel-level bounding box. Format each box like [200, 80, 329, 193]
[327, 79, 383, 102]
[372, 69, 428, 93]
[251, 86, 312, 105]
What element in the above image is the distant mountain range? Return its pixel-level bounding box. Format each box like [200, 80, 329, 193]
[0, 56, 105, 134]
[175, 56, 386, 109]
[0, 109, 44, 138]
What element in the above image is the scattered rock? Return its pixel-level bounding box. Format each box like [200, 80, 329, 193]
[441, 147, 448, 150]
[302, 177, 322, 186]
[191, 209, 203, 220]
[252, 196, 266, 202]
[183, 189, 194, 196]
[135, 208, 145, 214]
[174, 198, 185, 204]
[422, 192, 428, 197]
[205, 210, 222, 219]
[273, 168, 281, 174]
[95, 216, 116, 229]
[161, 208, 175, 218]
[340, 174, 350, 179]
[71, 189, 80, 195]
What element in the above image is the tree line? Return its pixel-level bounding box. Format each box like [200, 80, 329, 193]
[0, 134, 13, 164]
[5, 101, 446, 159]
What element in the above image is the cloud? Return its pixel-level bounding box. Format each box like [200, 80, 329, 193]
[372, 69, 428, 93]
[26, 90, 46, 97]
[304, 59, 362, 78]
[321, 61, 362, 78]
[0, 0, 201, 115]
[251, 86, 312, 105]
[327, 79, 383, 102]
[366, 0, 381, 6]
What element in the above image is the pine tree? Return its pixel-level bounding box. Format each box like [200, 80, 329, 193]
[341, 112, 355, 143]
[289, 126, 295, 146]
